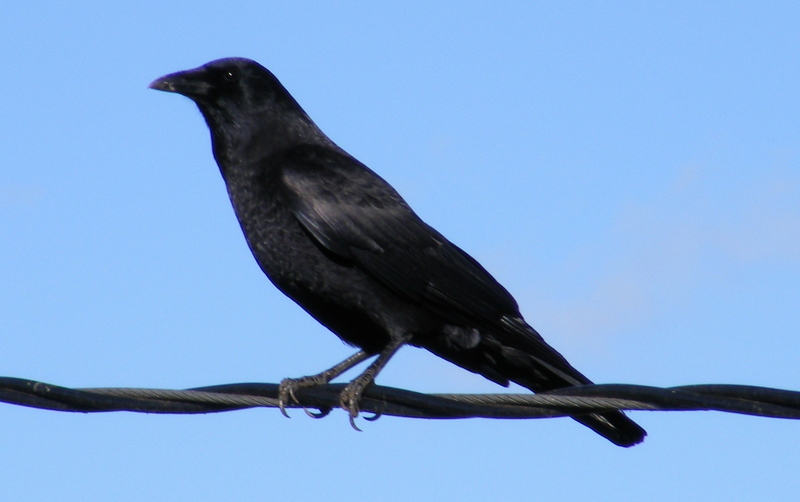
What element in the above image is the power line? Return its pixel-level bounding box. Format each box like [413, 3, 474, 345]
[2, 377, 800, 422]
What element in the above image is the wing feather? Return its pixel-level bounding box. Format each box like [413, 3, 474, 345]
[277, 146, 519, 323]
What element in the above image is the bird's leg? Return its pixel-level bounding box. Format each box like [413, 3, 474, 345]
[340, 335, 409, 430]
[278, 350, 372, 417]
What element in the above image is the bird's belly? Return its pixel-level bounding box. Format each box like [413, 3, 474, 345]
[241, 208, 421, 352]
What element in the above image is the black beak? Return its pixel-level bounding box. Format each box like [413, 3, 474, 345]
[149, 67, 211, 97]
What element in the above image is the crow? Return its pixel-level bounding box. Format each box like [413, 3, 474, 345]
[150, 58, 646, 446]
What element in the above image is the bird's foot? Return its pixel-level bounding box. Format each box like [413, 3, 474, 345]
[278, 375, 332, 418]
[276, 350, 373, 420]
[338, 373, 376, 431]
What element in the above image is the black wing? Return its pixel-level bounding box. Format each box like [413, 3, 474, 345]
[278, 145, 592, 384]
[277, 145, 521, 326]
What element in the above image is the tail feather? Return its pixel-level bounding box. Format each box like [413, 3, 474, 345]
[572, 411, 646, 447]
[499, 344, 646, 446]
[422, 322, 647, 446]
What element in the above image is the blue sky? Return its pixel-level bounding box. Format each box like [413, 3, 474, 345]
[2, 2, 799, 500]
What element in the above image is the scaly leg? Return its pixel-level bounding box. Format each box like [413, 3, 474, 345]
[278, 350, 372, 417]
[340, 335, 409, 430]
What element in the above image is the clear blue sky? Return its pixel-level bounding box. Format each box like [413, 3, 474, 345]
[2, 3, 799, 500]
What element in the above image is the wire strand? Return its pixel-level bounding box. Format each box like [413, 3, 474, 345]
[3, 377, 800, 422]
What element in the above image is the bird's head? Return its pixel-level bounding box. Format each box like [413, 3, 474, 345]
[150, 58, 329, 164]
[150, 58, 285, 107]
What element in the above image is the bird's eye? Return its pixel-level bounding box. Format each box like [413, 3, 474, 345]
[222, 69, 239, 83]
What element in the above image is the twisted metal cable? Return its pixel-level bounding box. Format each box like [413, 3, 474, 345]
[3, 377, 800, 422]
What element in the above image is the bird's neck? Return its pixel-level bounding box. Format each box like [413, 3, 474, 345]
[203, 107, 337, 176]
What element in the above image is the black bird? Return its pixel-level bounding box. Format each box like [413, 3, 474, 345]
[150, 58, 646, 446]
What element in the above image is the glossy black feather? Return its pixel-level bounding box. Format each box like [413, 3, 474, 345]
[150, 58, 646, 446]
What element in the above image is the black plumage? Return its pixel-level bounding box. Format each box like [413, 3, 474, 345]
[150, 58, 645, 446]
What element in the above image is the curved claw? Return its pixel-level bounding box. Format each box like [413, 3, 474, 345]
[363, 412, 382, 422]
[348, 414, 363, 432]
[278, 380, 302, 418]
[278, 391, 292, 418]
[279, 398, 293, 418]
[341, 391, 366, 431]
[304, 407, 331, 419]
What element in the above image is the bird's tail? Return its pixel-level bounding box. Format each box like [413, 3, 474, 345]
[425, 318, 646, 447]
[493, 326, 647, 447]
[569, 410, 646, 447]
